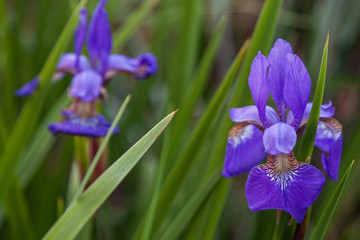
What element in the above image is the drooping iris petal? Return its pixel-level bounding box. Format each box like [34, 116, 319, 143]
[54, 53, 91, 81]
[248, 52, 269, 127]
[268, 39, 293, 121]
[315, 118, 342, 181]
[48, 112, 119, 137]
[87, 0, 112, 74]
[245, 154, 325, 223]
[74, 8, 88, 71]
[263, 122, 296, 155]
[287, 101, 335, 128]
[283, 53, 311, 129]
[70, 70, 102, 102]
[105, 53, 158, 80]
[133, 53, 158, 79]
[229, 105, 279, 126]
[15, 76, 39, 97]
[222, 123, 266, 177]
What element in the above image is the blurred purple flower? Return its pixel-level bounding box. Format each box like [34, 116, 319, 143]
[222, 39, 342, 223]
[18, 0, 157, 137]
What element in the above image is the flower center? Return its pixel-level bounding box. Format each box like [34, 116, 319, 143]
[263, 152, 302, 191]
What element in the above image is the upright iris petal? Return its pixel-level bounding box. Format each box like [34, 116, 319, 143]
[87, 0, 112, 74]
[248, 52, 270, 127]
[268, 39, 293, 121]
[283, 54, 311, 129]
[74, 8, 88, 71]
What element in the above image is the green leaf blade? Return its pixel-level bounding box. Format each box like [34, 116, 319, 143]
[297, 33, 329, 162]
[42, 110, 176, 240]
[310, 160, 355, 240]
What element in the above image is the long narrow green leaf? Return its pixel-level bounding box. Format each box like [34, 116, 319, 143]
[113, 0, 158, 51]
[0, 0, 87, 201]
[188, 0, 284, 238]
[43, 110, 176, 240]
[69, 95, 131, 206]
[168, 15, 228, 161]
[159, 167, 222, 240]
[3, 177, 37, 240]
[140, 107, 173, 240]
[169, 0, 202, 104]
[310, 160, 355, 240]
[297, 33, 329, 162]
[146, 40, 249, 237]
[16, 93, 71, 187]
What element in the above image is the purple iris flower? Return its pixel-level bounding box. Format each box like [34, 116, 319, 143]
[15, 76, 40, 96]
[17, 0, 157, 138]
[222, 39, 342, 223]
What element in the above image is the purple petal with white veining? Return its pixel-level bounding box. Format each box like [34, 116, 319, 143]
[48, 113, 119, 137]
[248, 52, 269, 127]
[268, 39, 293, 121]
[283, 54, 311, 129]
[222, 124, 266, 177]
[246, 158, 325, 223]
[54, 53, 91, 80]
[74, 8, 88, 71]
[15, 76, 39, 97]
[287, 101, 335, 127]
[314, 118, 342, 181]
[87, 0, 111, 73]
[69, 70, 102, 102]
[263, 122, 296, 155]
[229, 105, 279, 126]
[133, 53, 158, 79]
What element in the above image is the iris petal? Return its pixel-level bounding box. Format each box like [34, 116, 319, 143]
[74, 8, 88, 71]
[70, 70, 102, 102]
[245, 153, 325, 223]
[87, 0, 112, 73]
[222, 124, 266, 177]
[248, 52, 269, 127]
[48, 112, 119, 137]
[15, 76, 39, 97]
[229, 105, 279, 126]
[315, 118, 342, 181]
[283, 54, 311, 129]
[287, 101, 335, 128]
[105, 53, 158, 80]
[263, 122, 296, 155]
[268, 39, 293, 121]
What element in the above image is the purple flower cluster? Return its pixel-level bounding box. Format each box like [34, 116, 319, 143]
[222, 39, 342, 222]
[16, 0, 158, 137]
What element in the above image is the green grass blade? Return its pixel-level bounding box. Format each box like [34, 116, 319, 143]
[297, 33, 329, 162]
[3, 177, 37, 240]
[69, 95, 131, 206]
[0, 0, 87, 201]
[168, 15, 228, 160]
[310, 160, 355, 240]
[16, 92, 71, 187]
[159, 167, 222, 240]
[42, 110, 176, 240]
[147, 40, 249, 236]
[113, 0, 158, 51]
[140, 107, 173, 240]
